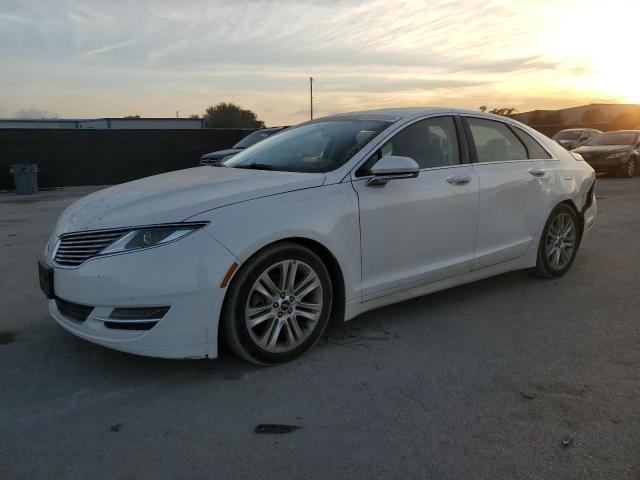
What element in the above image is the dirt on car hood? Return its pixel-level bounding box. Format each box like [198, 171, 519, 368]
[54, 167, 325, 234]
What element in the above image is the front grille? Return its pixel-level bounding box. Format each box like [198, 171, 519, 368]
[54, 229, 129, 266]
[55, 297, 94, 322]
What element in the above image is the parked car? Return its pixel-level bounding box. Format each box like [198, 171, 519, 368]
[552, 128, 602, 150]
[572, 130, 640, 177]
[39, 108, 597, 364]
[200, 127, 287, 166]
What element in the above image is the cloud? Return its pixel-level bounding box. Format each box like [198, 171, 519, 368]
[0, 0, 623, 124]
[13, 107, 59, 119]
[74, 39, 137, 58]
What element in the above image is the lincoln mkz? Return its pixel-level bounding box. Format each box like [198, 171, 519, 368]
[39, 108, 597, 364]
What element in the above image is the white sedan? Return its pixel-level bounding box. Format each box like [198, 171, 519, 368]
[38, 108, 597, 364]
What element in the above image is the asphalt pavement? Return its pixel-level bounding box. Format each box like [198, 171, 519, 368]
[1, 178, 639, 479]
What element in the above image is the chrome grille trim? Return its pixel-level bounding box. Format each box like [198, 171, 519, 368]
[54, 229, 129, 267]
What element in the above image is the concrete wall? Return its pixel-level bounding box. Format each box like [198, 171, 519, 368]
[77, 118, 205, 129]
[529, 123, 616, 138]
[0, 128, 253, 190]
[0, 118, 205, 129]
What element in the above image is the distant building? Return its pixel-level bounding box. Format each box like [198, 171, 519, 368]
[0, 117, 205, 129]
[512, 103, 640, 125]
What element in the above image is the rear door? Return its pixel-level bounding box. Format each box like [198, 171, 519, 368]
[462, 116, 554, 269]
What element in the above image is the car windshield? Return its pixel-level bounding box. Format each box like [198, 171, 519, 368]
[554, 131, 582, 141]
[233, 130, 277, 149]
[225, 117, 391, 173]
[586, 132, 637, 146]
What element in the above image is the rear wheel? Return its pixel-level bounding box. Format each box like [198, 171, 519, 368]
[533, 204, 580, 278]
[222, 242, 332, 365]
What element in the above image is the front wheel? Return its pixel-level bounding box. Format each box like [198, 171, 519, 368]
[222, 243, 333, 365]
[620, 158, 637, 178]
[533, 204, 580, 278]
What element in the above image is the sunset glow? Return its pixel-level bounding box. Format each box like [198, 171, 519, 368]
[1, 0, 638, 124]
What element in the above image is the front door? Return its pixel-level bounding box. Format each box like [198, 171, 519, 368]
[352, 116, 479, 300]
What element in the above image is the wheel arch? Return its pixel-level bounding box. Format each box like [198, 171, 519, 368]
[218, 237, 347, 353]
[558, 199, 584, 237]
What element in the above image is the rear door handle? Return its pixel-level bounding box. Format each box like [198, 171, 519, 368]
[528, 168, 546, 177]
[446, 175, 471, 185]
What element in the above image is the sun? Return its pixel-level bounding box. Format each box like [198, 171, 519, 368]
[534, 1, 640, 104]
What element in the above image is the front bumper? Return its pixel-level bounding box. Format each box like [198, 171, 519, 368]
[45, 229, 238, 359]
[583, 179, 597, 233]
[585, 155, 631, 172]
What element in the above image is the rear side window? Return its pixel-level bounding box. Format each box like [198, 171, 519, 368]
[512, 127, 552, 159]
[466, 117, 527, 162]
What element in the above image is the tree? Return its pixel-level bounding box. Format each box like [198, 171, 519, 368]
[489, 107, 518, 117]
[124, 115, 140, 119]
[479, 105, 487, 112]
[201, 102, 265, 128]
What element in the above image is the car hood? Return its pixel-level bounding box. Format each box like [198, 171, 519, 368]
[556, 139, 578, 149]
[55, 167, 325, 234]
[573, 145, 631, 155]
[201, 148, 241, 160]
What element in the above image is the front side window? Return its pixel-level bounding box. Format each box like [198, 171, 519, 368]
[466, 117, 527, 163]
[225, 117, 391, 173]
[376, 116, 461, 170]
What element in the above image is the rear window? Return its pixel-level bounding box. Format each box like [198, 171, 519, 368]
[466, 117, 527, 162]
[513, 127, 552, 159]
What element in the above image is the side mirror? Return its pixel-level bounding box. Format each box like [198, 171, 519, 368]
[367, 155, 420, 187]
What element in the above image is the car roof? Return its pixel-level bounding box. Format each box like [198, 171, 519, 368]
[331, 107, 474, 119]
[325, 107, 536, 127]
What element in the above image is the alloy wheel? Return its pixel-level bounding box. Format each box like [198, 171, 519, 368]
[245, 259, 323, 353]
[545, 212, 576, 270]
[627, 160, 636, 177]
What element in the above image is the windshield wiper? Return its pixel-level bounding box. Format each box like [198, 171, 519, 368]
[234, 163, 276, 171]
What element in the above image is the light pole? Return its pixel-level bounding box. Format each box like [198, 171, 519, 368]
[310, 77, 314, 120]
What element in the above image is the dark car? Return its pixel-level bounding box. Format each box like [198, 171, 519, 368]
[572, 130, 640, 177]
[200, 127, 287, 166]
[552, 128, 602, 150]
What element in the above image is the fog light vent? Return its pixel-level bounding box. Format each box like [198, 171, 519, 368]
[104, 321, 159, 331]
[109, 306, 170, 320]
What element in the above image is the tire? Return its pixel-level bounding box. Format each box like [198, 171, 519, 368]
[620, 158, 637, 178]
[222, 242, 333, 365]
[533, 204, 580, 278]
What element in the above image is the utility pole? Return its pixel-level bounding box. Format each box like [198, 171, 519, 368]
[310, 77, 314, 120]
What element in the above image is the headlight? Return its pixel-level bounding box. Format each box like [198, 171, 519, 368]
[606, 151, 628, 160]
[100, 223, 207, 255]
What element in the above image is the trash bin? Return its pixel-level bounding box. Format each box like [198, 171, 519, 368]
[9, 164, 39, 195]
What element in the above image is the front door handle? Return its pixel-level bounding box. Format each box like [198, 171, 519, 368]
[446, 175, 471, 185]
[528, 168, 546, 177]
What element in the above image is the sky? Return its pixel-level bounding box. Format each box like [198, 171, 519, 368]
[1, 0, 639, 125]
